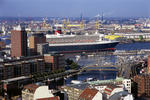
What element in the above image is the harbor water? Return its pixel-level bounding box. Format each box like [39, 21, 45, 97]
[65, 42, 150, 84]
[116, 42, 150, 50]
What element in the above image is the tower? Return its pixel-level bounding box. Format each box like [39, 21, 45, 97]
[11, 25, 27, 57]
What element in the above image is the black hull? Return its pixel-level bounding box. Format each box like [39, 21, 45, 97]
[48, 42, 119, 53]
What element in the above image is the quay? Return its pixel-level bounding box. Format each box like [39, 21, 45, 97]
[78, 49, 150, 57]
[113, 50, 150, 56]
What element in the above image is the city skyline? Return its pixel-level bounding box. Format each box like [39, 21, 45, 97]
[0, 0, 150, 17]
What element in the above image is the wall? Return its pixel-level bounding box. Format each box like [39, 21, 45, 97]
[34, 86, 54, 100]
[93, 92, 102, 100]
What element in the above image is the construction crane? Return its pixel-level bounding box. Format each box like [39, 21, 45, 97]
[62, 18, 84, 30]
[96, 20, 100, 30]
[80, 20, 84, 29]
[95, 13, 102, 30]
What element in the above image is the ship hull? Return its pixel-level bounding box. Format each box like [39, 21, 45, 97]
[48, 41, 119, 53]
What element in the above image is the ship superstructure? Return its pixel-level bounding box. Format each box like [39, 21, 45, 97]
[45, 31, 119, 53]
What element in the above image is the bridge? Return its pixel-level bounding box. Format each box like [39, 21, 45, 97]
[79, 65, 118, 73]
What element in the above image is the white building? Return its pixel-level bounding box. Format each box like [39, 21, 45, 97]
[93, 85, 107, 93]
[104, 85, 124, 99]
[34, 86, 54, 100]
[121, 25, 135, 30]
[123, 94, 134, 100]
[22, 84, 57, 100]
[123, 79, 131, 93]
[88, 77, 133, 100]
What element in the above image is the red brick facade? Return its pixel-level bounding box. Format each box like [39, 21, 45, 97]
[11, 30, 27, 57]
[133, 74, 150, 97]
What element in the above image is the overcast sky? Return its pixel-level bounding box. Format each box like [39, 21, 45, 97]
[0, 0, 150, 17]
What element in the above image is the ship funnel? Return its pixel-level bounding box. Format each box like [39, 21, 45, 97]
[54, 29, 62, 35]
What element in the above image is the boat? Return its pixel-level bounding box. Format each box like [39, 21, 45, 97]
[45, 31, 119, 53]
[71, 80, 82, 84]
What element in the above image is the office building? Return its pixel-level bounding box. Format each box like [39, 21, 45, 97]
[11, 25, 27, 57]
[29, 33, 46, 55]
[44, 53, 65, 71]
[37, 43, 49, 55]
[0, 56, 45, 81]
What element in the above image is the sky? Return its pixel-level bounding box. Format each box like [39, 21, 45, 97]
[0, 0, 150, 17]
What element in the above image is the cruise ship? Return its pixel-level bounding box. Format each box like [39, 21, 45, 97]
[46, 31, 119, 53]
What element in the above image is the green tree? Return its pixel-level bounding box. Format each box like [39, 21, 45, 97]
[139, 35, 143, 41]
[0, 30, 3, 34]
[65, 58, 73, 65]
[70, 62, 78, 69]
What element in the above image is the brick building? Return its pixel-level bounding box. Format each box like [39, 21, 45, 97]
[0, 56, 45, 81]
[147, 55, 150, 74]
[0, 41, 6, 50]
[0, 53, 65, 81]
[133, 74, 150, 97]
[0, 53, 65, 97]
[44, 53, 65, 71]
[29, 33, 46, 55]
[11, 25, 27, 57]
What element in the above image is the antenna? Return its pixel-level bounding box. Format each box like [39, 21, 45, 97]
[80, 13, 83, 22]
[80, 13, 84, 29]
[101, 12, 104, 22]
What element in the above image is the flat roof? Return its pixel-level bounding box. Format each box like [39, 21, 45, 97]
[67, 83, 89, 90]
[88, 77, 124, 85]
[2, 76, 30, 83]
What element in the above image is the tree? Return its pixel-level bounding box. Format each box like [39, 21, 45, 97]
[0, 30, 3, 34]
[70, 62, 78, 69]
[65, 58, 73, 65]
[139, 35, 143, 41]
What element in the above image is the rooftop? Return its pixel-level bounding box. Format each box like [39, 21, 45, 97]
[2, 76, 30, 83]
[79, 88, 98, 100]
[104, 84, 122, 96]
[88, 77, 124, 85]
[67, 83, 89, 90]
[37, 96, 60, 100]
[109, 91, 132, 100]
[23, 84, 39, 93]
